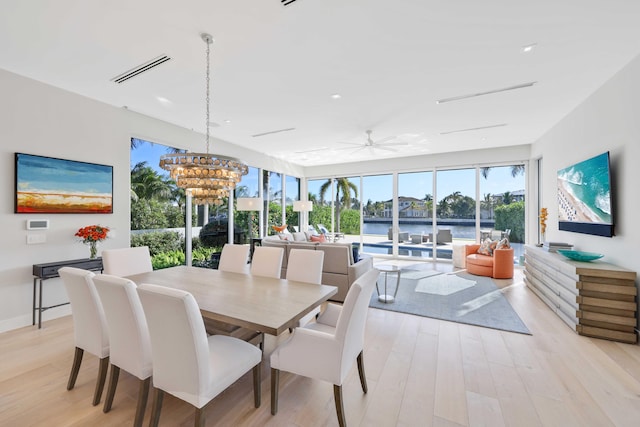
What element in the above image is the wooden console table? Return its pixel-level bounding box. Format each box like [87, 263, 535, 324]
[32, 257, 103, 329]
[524, 245, 637, 343]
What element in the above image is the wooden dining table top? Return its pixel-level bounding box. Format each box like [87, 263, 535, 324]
[126, 265, 337, 336]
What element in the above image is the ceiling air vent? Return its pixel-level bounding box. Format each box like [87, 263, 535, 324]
[281, 0, 299, 6]
[111, 55, 171, 84]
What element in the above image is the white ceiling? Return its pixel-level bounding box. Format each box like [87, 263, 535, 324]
[2, 0, 640, 167]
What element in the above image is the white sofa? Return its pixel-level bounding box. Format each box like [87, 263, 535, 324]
[261, 233, 373, 302]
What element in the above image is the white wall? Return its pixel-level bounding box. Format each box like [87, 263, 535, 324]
[0, 68, 302, 332]
[530, 53, 640, 294]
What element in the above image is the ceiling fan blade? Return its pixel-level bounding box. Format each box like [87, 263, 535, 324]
[376, 141, 409, 147]
[349, 146, 367, 155]
[372, 136, 397, 145]
[373, 146, 397, 153]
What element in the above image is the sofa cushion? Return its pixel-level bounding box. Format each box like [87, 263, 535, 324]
[466, 253, 494, 267]
[292, 231, 307, 242]
[477, 239, 494, 256]
[316, 243, 352, 275]
[495, 237, 510, 250]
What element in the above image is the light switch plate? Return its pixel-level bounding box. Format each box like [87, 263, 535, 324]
[26, 234, 46, 244]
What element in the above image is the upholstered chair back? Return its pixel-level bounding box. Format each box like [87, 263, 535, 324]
[59, 267, 109, 358]
[286, 249, 324, 284]
[250, 246, 284, 279]
[93, 274, 152, 379]
[137, 283, 211, 408]
[218, 244, 250, 274]
[102, 246, 152, 277]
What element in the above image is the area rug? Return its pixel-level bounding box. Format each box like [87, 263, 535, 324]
[369, 271, 530, 334]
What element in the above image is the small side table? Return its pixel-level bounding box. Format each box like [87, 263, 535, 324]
[452, 243, 467, 269]
[375, 264, 402, 303]
[249, 237, 262, 260]
[32, 257, 103, 329]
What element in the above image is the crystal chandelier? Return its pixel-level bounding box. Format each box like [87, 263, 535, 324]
[160, 33, 247, 205]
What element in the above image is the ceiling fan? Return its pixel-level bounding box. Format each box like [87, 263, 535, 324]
[338, 130, 408, 155]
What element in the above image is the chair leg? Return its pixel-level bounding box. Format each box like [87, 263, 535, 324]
[134, 377, 151, 427]
[103, 364, 120, 412]
[149, 387, 164, 427]
[93, 356, 109, 406]
[67, 347, 84, 390]
[357, 350, 368, 393]
[194, 407, 205, 427]
[253, 362, 262, 408]
[270, 368, 279, 415]
[333, 384, 347, 427]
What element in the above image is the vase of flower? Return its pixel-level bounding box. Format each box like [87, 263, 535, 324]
[89, 241, 98, 259]
[75, 225, 110, 259]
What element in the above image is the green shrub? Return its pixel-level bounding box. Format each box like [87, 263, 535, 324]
[495, 201, 525, 243]
[131, 231, 182, 256]
[151, 250, 185, 270]
[340, 209, 360, 234]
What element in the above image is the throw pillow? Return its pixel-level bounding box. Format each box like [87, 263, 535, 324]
[310, 234, 326, 242]
[278, 234, 289, 241]
[477, 238, 493, 256]
[495, 238, 511, 250]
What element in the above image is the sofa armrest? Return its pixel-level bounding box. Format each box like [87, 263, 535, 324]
[465, 244, 481, 257]
[348, 256, 373, 284]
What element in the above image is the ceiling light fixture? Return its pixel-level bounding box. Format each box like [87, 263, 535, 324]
[331, 93, 342, 99]
[440, 123, 508, 135]
[436, 82, 537, 104]
[160, 33, 247, 206]
[521, 43, 537, 53]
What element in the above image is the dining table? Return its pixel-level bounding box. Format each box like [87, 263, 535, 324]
[126, 265, 337, 336]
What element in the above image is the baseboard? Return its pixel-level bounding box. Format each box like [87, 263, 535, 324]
[0, 305, 71, 333]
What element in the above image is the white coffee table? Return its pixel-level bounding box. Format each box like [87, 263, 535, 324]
[375, 264, 403, 303]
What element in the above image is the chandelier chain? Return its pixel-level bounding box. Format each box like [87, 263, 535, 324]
[205, 35, 211, 154]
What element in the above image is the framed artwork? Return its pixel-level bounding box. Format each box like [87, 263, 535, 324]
[15, 153, 113, 214]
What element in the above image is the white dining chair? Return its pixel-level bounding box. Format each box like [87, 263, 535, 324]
[58, 267, 110, 406]
[137, 283, 262, 427]
[102, 246, 152, 277]
[93, 274, 152, 427]
[270, 268, 379, 427]
[218, 243, 250, 274]
[286, 249, 325, 327]
[250, 246, 284, 278]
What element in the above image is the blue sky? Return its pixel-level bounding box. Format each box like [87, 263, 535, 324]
[131, 139, 524, 202]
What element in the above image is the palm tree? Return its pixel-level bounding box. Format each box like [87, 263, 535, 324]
[481, 165, 525, 179]
[319, 178, 358, 232]
[481, 193, 494, 219]
[502, 191, 513, 205]
[130, 162, 174, 201]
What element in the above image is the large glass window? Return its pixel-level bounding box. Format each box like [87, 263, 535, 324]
[398, 171, 434, 258]
[285, 175, 301, 230]
[362, 174, 393, 256]
[479, 164, 526, 261]
[435, 168, 476, 259]
[263, 171, 282, 235]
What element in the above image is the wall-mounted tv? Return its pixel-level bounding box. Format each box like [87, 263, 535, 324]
[557, 151, 613, 237]
[15, 153, 113, 214]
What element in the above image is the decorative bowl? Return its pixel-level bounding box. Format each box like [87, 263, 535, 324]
[557, 250, 604, 262]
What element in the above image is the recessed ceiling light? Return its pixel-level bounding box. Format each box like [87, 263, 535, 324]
[156, 96, 172, 105]
[224, 119, 231, 124]
[521, 43, 537, 53]
[331, 93, 342, 99]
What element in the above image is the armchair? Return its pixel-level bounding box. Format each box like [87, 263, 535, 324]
[465, 244, 514, 279]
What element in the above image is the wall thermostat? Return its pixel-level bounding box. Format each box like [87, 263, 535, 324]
[26, 219, 49, 230]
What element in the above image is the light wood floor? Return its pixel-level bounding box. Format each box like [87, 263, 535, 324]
[2, 267, 640, 426]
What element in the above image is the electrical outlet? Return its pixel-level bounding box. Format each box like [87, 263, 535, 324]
[26, 234, 46, 244]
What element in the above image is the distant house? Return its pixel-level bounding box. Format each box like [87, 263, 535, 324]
[382, 196, 428, 218]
